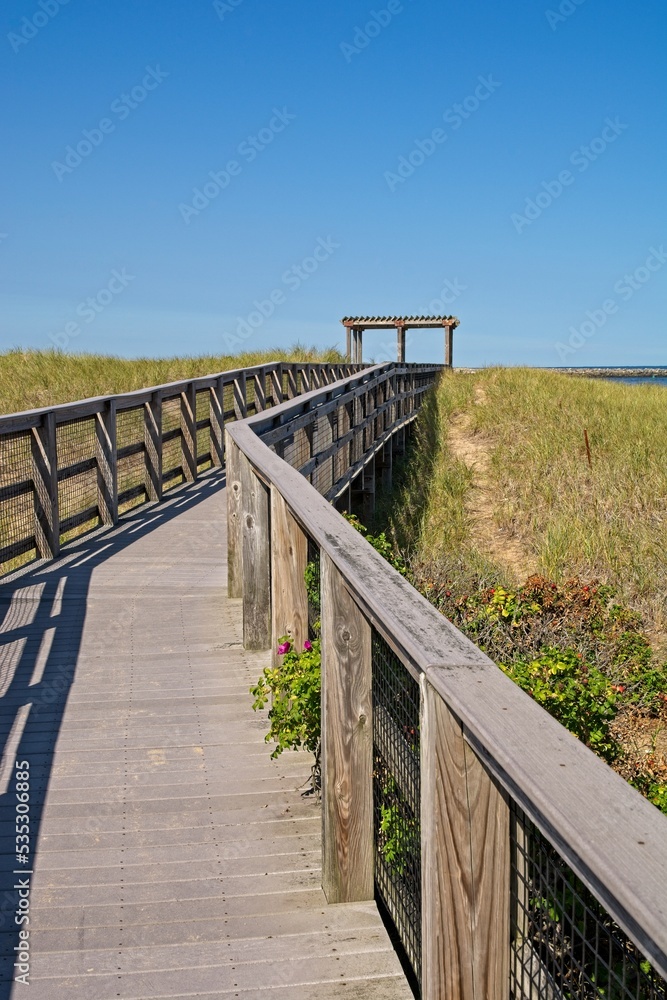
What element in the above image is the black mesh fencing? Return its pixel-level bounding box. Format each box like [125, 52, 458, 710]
[56, 418, 100, 543]
[196, 389, 212, 471]
[116, 406, 145, 514]
[510, 802, 666, 1000]
[372, 628, 422, 989]
[161, 395, 183, 490]
[0, 431, 35, 574]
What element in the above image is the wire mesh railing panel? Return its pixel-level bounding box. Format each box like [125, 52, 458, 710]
[372, 628, 422, 988]
[311, 412, 334, 496]
[281, 425, 313, 476]
[196, 390, 211, 470]
[510, 802, 666, 1000]
[0, 432, 35, 572]
[161, 396, 183, 490]
[56, 417, 100, 542]
[246, 376, 257, 416]
[223, 382, 235, 420]
[116, 406, 145, 514]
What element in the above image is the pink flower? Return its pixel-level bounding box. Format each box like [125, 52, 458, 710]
[277, 641, 291, 655]
[303, 640, 313, 651]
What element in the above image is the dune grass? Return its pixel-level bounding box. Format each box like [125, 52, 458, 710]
[385, 367, 667, 812]
[392, 367, 667, 636]
[0, 345, 344, 415]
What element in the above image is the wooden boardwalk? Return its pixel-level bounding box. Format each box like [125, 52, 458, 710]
[0, 470, 411, 999]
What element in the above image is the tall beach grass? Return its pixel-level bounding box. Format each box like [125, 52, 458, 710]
[391, 367, 667, 637]
[0, 345, 344, 415]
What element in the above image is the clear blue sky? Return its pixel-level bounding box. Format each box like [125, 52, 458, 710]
[1, 0, 665, 366]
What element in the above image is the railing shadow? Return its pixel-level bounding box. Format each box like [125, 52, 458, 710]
[0, 468, 226, 995]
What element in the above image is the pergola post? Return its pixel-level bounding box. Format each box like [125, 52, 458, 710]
[396, 325, 406, 363]
[445, 323, 454, 368]
[340, 316, 460, 366]
[354, 327, 363, 364]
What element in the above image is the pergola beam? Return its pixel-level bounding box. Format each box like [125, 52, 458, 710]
[341, 316, 460, 366]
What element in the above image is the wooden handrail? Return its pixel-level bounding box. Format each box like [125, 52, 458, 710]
[226, 365, 667, 996]
[0, 361, 365, 573]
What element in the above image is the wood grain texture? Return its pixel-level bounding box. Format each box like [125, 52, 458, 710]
[31, 410, 59, 559]
[270, 487, 308, 664]
[95, 399, 117, 525]
[227, 413, 667, 981]
[226, 432, 243, 598]
[270, 365, 283, 406]
[240, 451, 271, 650]
[0, 476, 411, 999]
[144, 394, 162, 503]
[420, 676, 510, 1000]
[254, 370, 267, 412]
[234, 374, 247, 419]
[210, 376, 225, 467]
[180, 382, 197, 482]
[321, 553, 374, 904]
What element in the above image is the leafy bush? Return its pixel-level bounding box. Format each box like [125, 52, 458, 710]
[500, 648, 619, 763]
[343, 512, 407, 575]
[251, 636, 321, 767]
[378, 779, 419, 877]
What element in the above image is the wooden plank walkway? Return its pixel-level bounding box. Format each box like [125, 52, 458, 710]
[0, 470, 411, 999]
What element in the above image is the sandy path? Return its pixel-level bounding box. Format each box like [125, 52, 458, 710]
[447, 387, 536, 583]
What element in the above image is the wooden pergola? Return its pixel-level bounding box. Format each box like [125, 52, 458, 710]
[341, 315, 460, 366]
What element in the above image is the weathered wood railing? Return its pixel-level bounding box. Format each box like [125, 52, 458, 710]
[0, 360, 362, 576]
[226, 364, 667, 1000]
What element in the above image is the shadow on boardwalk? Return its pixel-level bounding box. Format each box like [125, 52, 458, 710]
[0, 471, 226, 996]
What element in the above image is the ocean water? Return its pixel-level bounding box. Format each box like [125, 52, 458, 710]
[587, 367, 667, 387]
[611, 377, 667, 385]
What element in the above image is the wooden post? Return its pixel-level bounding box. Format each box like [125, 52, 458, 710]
[96, 399, 117, 525]
[346, 326, 351, 361]
[210, 376, 225, 467]
[320, 552, 374, 903]
[420, 677, 510, 1000]
[397, 325, 406, 363]
[287, 364, 298, 399]
[355, 328, 364, 364]
[270, 365, 283, 407]
[31, 410, 59, 559]
[144, 393, 162, 502]
[181, 382, 197, 482]
[233, 373, 247, 419]
[445, 324, 454, 368]
[226, 432, 243, 599]
[254, 369, 267, 412]
[240, 450, 271, 650]
[270, 487, 308, 663]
